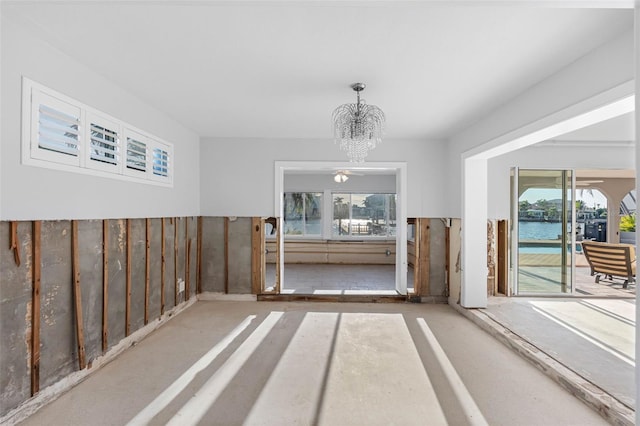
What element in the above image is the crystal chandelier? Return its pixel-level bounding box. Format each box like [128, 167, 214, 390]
[332, 83, 385, 163]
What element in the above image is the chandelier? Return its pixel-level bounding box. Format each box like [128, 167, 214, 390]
[332, 83, 385, 163]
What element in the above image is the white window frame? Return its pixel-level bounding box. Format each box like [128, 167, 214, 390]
[21, 77, 173, 187]
[124, 128, 150, 178]
[282, 192, 323, 239]
[85, 112, 122, 173]
[30, 89, 82, 167]
[332, 192, 397, 240]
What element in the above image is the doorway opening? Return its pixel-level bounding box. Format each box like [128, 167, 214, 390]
[511, 168, 575, 295]
[273, 162, 408, 295]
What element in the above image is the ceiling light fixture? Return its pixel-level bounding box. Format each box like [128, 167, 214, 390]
[334, 171, 349, 183]
[332, 82, 385, 163]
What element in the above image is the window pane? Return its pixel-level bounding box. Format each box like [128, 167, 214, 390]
[126, 137, 147, 171]
[388, 194, 397, 237]
[38, 104, 80, 156]
[333, 193, 350, 236]
[363, 194, 389, 236]
[284, 193, 304, 235]
[152, 147, 169, 177]
[351, 194, 372, 235]
[305, 193, 322, 235]
[90, 123, 119, 165]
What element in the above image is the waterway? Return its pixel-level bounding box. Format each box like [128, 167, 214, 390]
[519, 221, 563, 240]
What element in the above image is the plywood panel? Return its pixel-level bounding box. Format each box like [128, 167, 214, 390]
[200, 217, 225, 293]
[0, 221, 33, 411]
[228, 218, 252, 294]
[107, 219, 126, 349]
[39, 221, 75, 389]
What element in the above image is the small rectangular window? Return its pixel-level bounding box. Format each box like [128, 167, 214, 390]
[38, 104, 80, 156]
[126, 136, 147, 172]
[23, 78, 173, 186]
[90, 123, 119, 165]
[30, 89, 82, 166]
[152, 147, 169, 177]
[86, 112, 121, 173]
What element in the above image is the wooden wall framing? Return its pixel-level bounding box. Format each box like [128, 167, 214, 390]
[2, 217, 198, 415]
[31, 221, 41, 396]
[251, 218, 264, 294]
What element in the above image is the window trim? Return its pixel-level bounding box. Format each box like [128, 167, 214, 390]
[21, 77, 174, 187]
[332, 192, 397, 240]
[282, 192, 324, 238]
[86, 111, 122, 173]
[30, 89, 82, 167]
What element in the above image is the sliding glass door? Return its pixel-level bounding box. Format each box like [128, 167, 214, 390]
[511, 169, 575, 295]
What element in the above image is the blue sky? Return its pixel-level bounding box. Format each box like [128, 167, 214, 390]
[520, 188, 608, 208]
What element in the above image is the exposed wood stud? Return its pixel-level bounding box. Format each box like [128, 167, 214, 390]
[224, 217, 229, 294]
[251, 218, 263, 294]
[186, 238, 191, 300]
[419, 219, 431, 297]
[185, 218, 190, 299]
[102, 220, 109, 352]
[125, 219, 131, 337]
[161, 218, 166, 315]
[196, 216, 203, 294]
[31, 221, 41, 396]
[174, 217, 178, 306]
[445, 222, 451, 298]
[497, 220, 508, 296]
[145, 218, 151, 325]
[413, 220, 421, 297]
[72, 221, 86, 370]
[10, 221, 21, 266]
[275, 218, 281, 294]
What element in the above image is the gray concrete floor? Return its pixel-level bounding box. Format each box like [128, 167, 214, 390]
[20, 301, 607, 426]
[268, 264, 399, 294]
[269, 264, 417, 295]
[485, 295, 635, 410]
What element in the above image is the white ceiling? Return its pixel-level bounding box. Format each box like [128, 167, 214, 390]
[2, 1, 634, 141]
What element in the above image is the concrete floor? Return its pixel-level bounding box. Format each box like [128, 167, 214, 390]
[268, 264, 399, 294]
[272, 262, 635, 298]
[19, 301, 607, 426]
[485, 296, 635, 410]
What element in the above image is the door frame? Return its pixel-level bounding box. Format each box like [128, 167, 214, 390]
[274, 161, 408, 294]
[510, 167, 577, 296]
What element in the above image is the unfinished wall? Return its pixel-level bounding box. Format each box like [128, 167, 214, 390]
[200, 217, 253, 295]
[0, 222, 33, 414]
[428, 218, 448, 298]
[0, 217, 197, 418]
[200, 217, 225, 293]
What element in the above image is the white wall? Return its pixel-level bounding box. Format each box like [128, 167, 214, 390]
[446, 29, 635, 218]
[200, 137, 445, 218]
[284, 174, 396, 193]
[487, 143, 635, 219]
[0, 17, 201, 220]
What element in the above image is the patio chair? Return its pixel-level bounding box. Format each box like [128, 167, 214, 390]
[581, 240, 636, 288]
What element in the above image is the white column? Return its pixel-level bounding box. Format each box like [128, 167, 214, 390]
[461, 156, 488, 308]
[634, 4, 639, 426]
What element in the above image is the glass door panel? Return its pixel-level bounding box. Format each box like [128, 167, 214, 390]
[515, 169, 573, 294]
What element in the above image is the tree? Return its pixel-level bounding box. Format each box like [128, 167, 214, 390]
[620, 213, 636, 232]
[333, 196, 349, 235]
